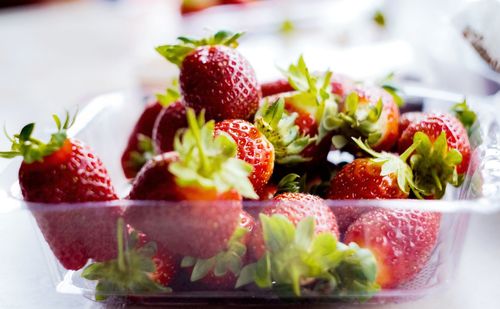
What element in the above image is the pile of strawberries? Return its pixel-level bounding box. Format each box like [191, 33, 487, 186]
[0, 30, 477, 301]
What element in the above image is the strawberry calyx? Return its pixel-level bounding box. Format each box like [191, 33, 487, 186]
[275, 173, 303, 195]
[181, 226, 248, 282]
[156, 30, 243, 67]
[280, 55, 342, 145]
[169, 108, 258, 199]
[126, 134, 156, 171]
[0, 112, 76, 164]
[255, 97, 315, 164]
[331, 92, 383, 150]
[451, 99, 477, 136]
[379, 72, 404, 107]
[156, 80, 181, 107]
[408, 131, 463, 199]
[81, 219, 170, 301]
[235, 214, 379, 298]
[352, 137, 418, 196]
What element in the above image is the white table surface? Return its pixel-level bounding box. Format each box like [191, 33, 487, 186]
[1, 1, 499, 308]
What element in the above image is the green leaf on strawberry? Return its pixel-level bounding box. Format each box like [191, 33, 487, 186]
[169, 108, 258, 199]
[352, 137, 418, 196]
[451, 99, 477, 136]
[255, 98, 314, 164]
[127, 134, 156, 170]
[0, 112, 76, 163]
[409, 131, 463, 198]
[334, 92, 384, 148]
[236, 214, 379, 298]
[81, 219, 170, 301]
[156, 30, 243, 66]
[156, 80, 181, 107]
[181, 226, 249, 282]
[280, 55, 341, 144]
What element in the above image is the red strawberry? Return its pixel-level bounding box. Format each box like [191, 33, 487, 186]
[182, 211, 255, 290]
[248, 193, 339, 260]
[327, 138, 418, 233]
[214, 119, 274, 196]
[180, 0, 219, 15]
[81, 219, 176, 301]
[121, 101, 162, 179]
[152, 101, 188, 154]
[125, 109, 257, 258]
[399, 113, 471, 175]
[330, 73, 357, 97]
[332, 85, 400, 152]
[156, 31, 261, 121]
[398, 112, 425, 136]
[261, 79, 294, 97]
[133, 229, 179, 287]
[398, 113, 471, 198]
[344, 209, 441, 288]
[0, 114, 119, 270]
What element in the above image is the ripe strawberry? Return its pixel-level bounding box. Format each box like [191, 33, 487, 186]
[82, 219, 177, 301]
[399, 113, 471, 175]
[327, 138, 418, 233]
[182, 211, 255, 290]
[236, 214, 379, 297]
[261, 79, 294, 97]
[125, 109, 258, 258]
[398, 112, 425, 136]
[0, 114, 119, 270]
[248, 193, 339, 261]
[156, 31, 260, 121]
[255, 57, 340, 165]
[152, 101, 188, 154]
[121, 101, 162, 179]
[398, 113, 471, 198]
[332, 85, 400, 152]
[344, 209, 441, 288]
[214, 119, 274, 196]
[132, 227, 179, 287]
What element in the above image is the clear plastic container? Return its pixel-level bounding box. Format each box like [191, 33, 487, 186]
[1, 87, 499, 305]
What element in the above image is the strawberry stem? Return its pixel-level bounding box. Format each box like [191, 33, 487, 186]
[186, 109, 210, 176]
[116, 218, 126, 272]
[352, 137, 381, 158]
[399, 139, 420, 162]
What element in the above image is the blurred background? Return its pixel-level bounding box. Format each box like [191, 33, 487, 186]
[0, 0, 499, 308]
[1, 0, 499, 154]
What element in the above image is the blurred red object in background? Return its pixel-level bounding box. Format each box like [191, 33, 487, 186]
[181, 0, 257, 15]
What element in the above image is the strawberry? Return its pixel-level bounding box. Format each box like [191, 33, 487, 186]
[125, 109, 258, 258]
[260, 79, 294, 97]
[180, 0, 219, 15]
[248, 193, 339, 261]
[156, 31, 261, 121]
[255, 56, 340, 165]
[214, 119, 274, 196]
[331, 85, 400, 152]
[121, 101, 162, 179]
[181, 211, 255, 290]
[398, 112, 425, 137]
[344, 209, 441, 288]
[81, 219, 177, 301]
[327, 138, 418, 233]
[152, 101, 187, 154]
[398, 113, 471, 198]
[237, 214, 379, 297]
[0, 114, 120, 269]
